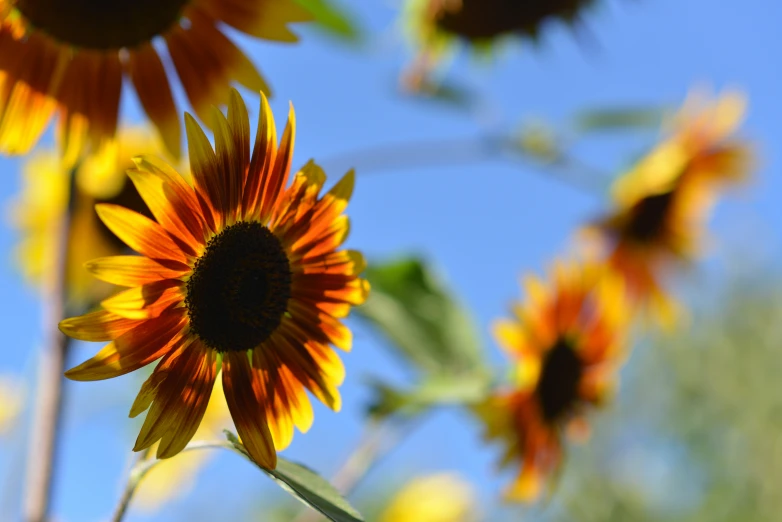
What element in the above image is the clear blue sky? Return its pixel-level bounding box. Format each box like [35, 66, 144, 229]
[0, 0, 779, 520]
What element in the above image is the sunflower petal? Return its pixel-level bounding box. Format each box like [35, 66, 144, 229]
[86, 256, 189, 287]
[58, 310, 140, 342]
[126, 168, 203, 252]
[100, 280, 184, 320]
[157, 347, 217, 458]
[65, 308, 187, 381]
[185, 113, 225, 224]
[95, 204, 188, 264]
[127, 43, 181, 158]
[223, 351, 277, 468]
[244, 93, 277, 216]
[258, 104, 295, 222]
[133, 339, 213, 453]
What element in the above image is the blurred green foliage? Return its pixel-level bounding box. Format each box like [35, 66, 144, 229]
[356, 258, 491, 417]
[546, 276, 782, 521]
[294, 0, 362, 42]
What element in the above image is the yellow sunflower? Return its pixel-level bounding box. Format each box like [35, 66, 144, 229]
[477, 261, 627, 501]
[402, 0, 595, 89]
[585, 90, 752, 323]
[378, 473, 478, 522]
[8, 127, 178, 310]
[59, 89, 369, 469]
[0, 0, 309, 163]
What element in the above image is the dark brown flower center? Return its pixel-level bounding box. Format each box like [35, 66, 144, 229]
[625, 190, 675, 242]
[15, 0, 189, 49]
[435, 0, 591, 41]
[185, 221, 292, 353]
[536, 338, 583, 422]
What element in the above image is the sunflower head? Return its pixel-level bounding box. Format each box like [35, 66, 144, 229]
[477, 261, 627, 501]
[584, 90, 752, 323]
[59, 89, 369, 469]
[8, 127, 176, 309]
[0, 0, 310, 162]
[402, 0, 595, 89]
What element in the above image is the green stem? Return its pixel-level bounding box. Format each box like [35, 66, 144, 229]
[110, 442, 227, 522]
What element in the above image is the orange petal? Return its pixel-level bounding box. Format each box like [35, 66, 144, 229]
[287, 300, 352, 351]
[156, 347, 217, 458]
[185, 113, 225, 226]
[227, 89, 250, 193]
[100, 280, 184, 320]
[131, 154, 211, 238]
[192, 0, 310, 41]
[59, 310, 141, 342]
[243, 93, 277, 217]
[257, 104, 294, 223]
[222, 351, 277, 468]
[95, 204, 188, 264]
[126, 167, 203, 252]
[65, 308, 187, 381]
[86, 256, 189, 287]
[127, 43, 181, 158]
[165, 11, 269, 122]
[211, 105, 242, 220]
[133, 339, 214, 454]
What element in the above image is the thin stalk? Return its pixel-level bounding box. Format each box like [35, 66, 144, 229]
[22, 171, 75, 522]
[110, 448, 153, 522]
[111, 442, 225, 522]
[319, 134, 612, 195]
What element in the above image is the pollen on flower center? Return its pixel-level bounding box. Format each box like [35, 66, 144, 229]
[185, 221, 292, 353]
[16, 0, 189, 49]
[536, 338, 583, 422]
[626, 190, 675, 242]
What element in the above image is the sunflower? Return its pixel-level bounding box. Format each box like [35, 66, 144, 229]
[8, 127, 175, 309]
[59, 89, 369, 469]
[476, 261, 627, 501]
[402, 0, 595, 89]
[584, 90, 752, 323]
[0, 0, 310, 163]
[378, 473, 478, 522]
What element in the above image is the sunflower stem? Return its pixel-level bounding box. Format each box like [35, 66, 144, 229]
[110, 442, 228, 522]
[110, 448, 154, 522]
[319, 134, 612, 195]
[22, 170, 76, 522]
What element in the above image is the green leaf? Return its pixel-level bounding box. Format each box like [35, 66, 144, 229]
[367, 374, 491, 418]
[357, 257, 486, 377]
[573, 107, 668, 133]
[224, 431, 364, 522]
[294, 0, 361, 42]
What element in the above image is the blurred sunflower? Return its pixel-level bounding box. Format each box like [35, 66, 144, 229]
[7, 127, 176, 310]
[135, 378, 231, 511]
[402, 0, 595, 89]
[0, 0, 310, 163]
[378, 473, 478, 522]
[476, 261, 627, 501]
[59, 89, 369, 469]
[584, 90, 752, 324]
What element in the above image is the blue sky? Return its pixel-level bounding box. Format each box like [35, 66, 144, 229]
[0, 0, 780, 520]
